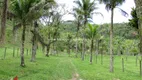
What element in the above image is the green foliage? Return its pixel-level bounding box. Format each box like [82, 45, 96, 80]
[100, 0, 128, 17]
[85, 23, 98, 39]
[11, 0, 39, 23]
[74, 0, 97, 24]
[129, 8, 139, 29]
[101, 23, 138, 39]
[100, 0, 126, 11]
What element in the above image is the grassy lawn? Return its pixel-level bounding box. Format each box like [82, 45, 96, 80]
[0, 48, 142, 80]
[71, 54, 141, 80]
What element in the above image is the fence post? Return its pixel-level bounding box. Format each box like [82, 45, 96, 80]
[4, 47, 7, 59]
[27, 49, 28, 56]
[136, 55, 138, 66]
[96, 55, 97, 64]
[101, 53, 103, 65]
[30, 48, 32, 55]
[13, 47, 15, 57]
[17, 48, 19, 57]
[140, 60, 142, 76]
[122, 57, 124, 72]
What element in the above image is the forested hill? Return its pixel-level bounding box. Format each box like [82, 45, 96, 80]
[2, 21, 138, 47]
[60, 21, 138, 39]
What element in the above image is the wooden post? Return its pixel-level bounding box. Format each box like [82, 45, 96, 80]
[30, 48, 32, 55]
[4, 47, 7, 59]
[122, 57, 124, 72]
[126, 56, 127, 61]
[17, 48, 19, 57]
[140, 60, 142, 76]
[96, 55, 97, 64]
[136, 55, 138, 66]
[27, 49, 28, 56]
[13, 47, 15, 57]
[101, 53, 103, 65]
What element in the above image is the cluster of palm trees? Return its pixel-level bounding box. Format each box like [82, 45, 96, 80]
[73, 0, 127, 72]
[0, 0, 56, 66]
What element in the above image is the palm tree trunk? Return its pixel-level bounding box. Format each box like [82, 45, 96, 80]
[135, 0, 142, 58]
[31, 41, 37, 62]
[135, 0, 142, 76]
[84, 15, 87, 26]
[31, 31, 37, 62]
[68, 46, 70, 56]
[82, 15, 87, 61]
[90, 39, 94, 64]
[96, 40, 99, 63]
[76, 31, 78, 57]
[96, 40, 99, 55]
[76, 19, 80, 57]
[0, 0, 8, 44]
[31, 21, 38, 62]
[82, 36, 85, 61]
[46, 46, 50, 57]
[46, 32, 51, 57]
[20, 25, 26, 67]
[110, 8, 114, 72]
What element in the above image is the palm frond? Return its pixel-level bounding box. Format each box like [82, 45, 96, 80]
[74, 0, 83, 8]
[86, 23, 98, 39]
[116, 7, 128, 17]
[105, 4, 111, 11]
[93, 12, 104, 19]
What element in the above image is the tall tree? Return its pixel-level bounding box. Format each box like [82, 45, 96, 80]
[66, 33, 72, 56]
[99, 0, 127, 72]
[86, 23, 98, 64]
[134, 0, 142, 60]
[31, 21, 38, 62]
[11, 0, 52, 66]
[0, 0, 8, 44]
[30, 0, 55, 62]
[74, 0, 97, 25]
[74, 0, 98, 60]
[72, 7, 83, 57]
[129, 8, 138, 30]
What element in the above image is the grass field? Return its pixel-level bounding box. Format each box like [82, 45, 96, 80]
[0, 48, 142, 80]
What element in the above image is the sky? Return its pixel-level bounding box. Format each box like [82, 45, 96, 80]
[55, 0, 135, 24]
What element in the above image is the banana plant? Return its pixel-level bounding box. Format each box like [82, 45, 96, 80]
[86, 23, 98, 64]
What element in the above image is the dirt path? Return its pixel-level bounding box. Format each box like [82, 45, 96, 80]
[72, 73, 80, 80]
[69, 59, 81, 80]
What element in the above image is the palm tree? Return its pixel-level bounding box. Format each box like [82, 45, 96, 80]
[31, 21, 38, 62]
[99, 0, 127, 72]
[134, 0, 142, 75]
[74, 0, 98, 60]
[86, 23, 98, 64]
[129, 8, 138, 30]
[31, 0, 55, 62]
[11, 0, 54, 66]
[72, 7, 83, 58]
[74, 0, 97, 26]
[0, 0, 8, 44]
[134, 0, 142, 57]
[66, 33, 72, 56]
